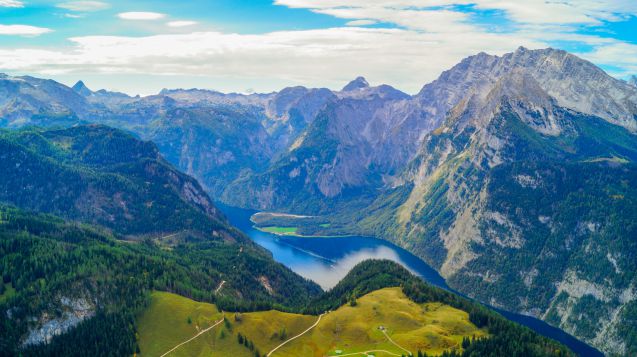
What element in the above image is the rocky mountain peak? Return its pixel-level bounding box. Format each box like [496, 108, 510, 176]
[342, 76, 370, 91]
[72, 80, 92, 97]
[417, 47, 637, 133]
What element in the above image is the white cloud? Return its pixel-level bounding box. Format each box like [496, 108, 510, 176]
[346, 19, 377, 26]
[118, 12, 166, 21]
[0, 0, 23, 7]
[57, 1, 110, 12]
[581, 42, 637, 78]
[0, 24, 52, 36]
[315, 6, 474, 33]
[167, 20, 198, 28]
[274, 0, 637, 26]
[0, 0, 634, 94]
[0, 28, 545, 93]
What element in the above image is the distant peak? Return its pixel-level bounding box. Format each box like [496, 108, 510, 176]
[72, 80, 92, 96]
[342, 76, 369, 91]
[629, 75, 637, 87]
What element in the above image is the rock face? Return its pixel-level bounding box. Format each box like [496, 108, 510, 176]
[222, 80, 428, 211]
[367, 49, 637, 356]
[23, 297, 95, 347]
[415, 47, 637, 132]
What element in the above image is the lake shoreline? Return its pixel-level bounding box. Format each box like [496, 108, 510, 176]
[219, 203, 603, 357]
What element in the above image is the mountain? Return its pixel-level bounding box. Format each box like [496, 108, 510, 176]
[222, 79, 424, 212]
[415, 47, 637, 133]
[72, 80, 133, 108]
[0, 125, 322, 355]
[71, 80, 92, 97]
[0, 124, 228, 236]
[629, 75, 637, 88]
[0, 74, 89, 127]
[1, 48, 636, 354]
[342, 76, 370, 91]
[351, 49, 637, 356]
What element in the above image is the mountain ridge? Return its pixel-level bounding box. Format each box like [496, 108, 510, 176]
[1, 47, 636, 355]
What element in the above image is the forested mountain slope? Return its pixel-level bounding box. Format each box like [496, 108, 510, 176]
[0, 125, 226, 236]
[0, 125, 322, 355]
[0, 206, 321, 355]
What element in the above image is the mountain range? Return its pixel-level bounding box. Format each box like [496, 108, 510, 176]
[0, 47, 636, 355]
[0, 125, 569, 357]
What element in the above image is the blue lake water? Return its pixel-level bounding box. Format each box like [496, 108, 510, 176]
[219, 204, 603, 356]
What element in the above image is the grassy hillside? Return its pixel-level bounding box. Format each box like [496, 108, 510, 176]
[138, 288, 486, 357]
[138, 261, 573, 357]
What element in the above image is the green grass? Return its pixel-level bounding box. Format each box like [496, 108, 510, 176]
[137, 291, 223, 357]
[137, 288, 487, 357]
[137, 291, 315, 357]
[259, 226, 299, 235]
[257, 225, 354, 238]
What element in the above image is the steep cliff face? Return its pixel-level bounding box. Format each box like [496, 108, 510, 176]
[223, 48, 637, 215]
[221, 79, 433, 212]
[415, 47, 637, 132]
[380, 56, 637, 355]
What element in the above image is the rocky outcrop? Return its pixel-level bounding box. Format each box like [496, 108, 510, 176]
[22, 297, 95, 347]
[382, 50, 637, 355]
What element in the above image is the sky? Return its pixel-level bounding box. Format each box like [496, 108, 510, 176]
[0, 0, 636, 95]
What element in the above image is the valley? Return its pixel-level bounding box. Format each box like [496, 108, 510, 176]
[221, 204, 602, 356]
[1, 45, 636, 356]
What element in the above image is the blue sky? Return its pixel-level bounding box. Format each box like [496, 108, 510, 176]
[0, 0, 636, 95]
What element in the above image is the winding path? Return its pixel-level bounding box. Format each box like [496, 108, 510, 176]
[380, 329, 412, 356]
[328, 350, 401, 357]
[159, 313, 225, 357]
[266, 313, 326, 356]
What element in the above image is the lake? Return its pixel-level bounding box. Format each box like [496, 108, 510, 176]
[219, 204, 603, 357]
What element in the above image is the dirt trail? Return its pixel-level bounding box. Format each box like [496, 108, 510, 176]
[159, 314, 224, 357]
[381, 329, 412, 356]
[266, 312, 326, 356]
[329, 350, 401, 357]
[214, 280, 226, 294]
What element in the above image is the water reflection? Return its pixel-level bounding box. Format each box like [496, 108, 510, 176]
[218, 203, 602, 356]
[288, 245, 412, 289]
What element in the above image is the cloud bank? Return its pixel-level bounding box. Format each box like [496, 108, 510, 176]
[0, 1, 635, 93]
